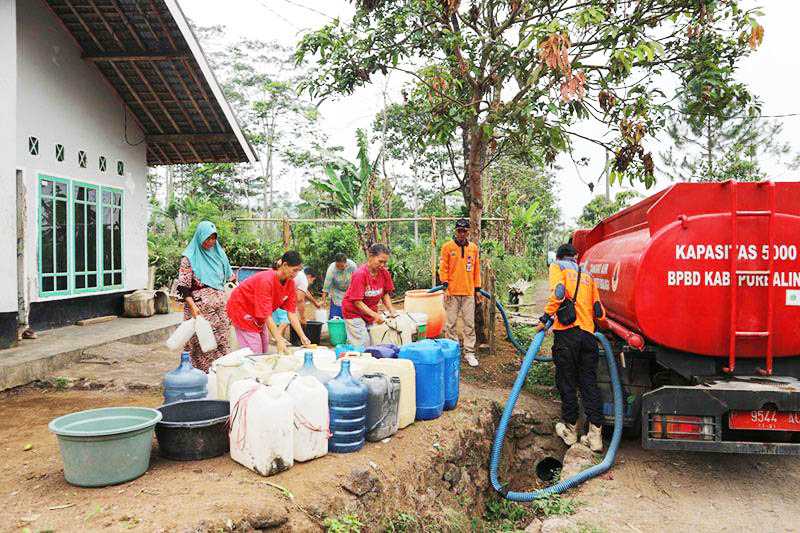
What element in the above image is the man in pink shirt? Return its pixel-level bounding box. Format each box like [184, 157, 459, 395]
[342, 243, 397, 346]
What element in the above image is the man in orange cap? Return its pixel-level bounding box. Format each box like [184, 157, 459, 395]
[439, 218, 482, 366]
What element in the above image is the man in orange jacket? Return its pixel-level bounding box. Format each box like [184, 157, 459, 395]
[439, 218, 482, 366]
[539, 243, 608, 452]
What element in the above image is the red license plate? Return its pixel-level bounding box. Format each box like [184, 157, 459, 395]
[729, 410, 800, 431]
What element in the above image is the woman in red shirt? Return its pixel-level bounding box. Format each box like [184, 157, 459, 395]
[342, 243, 398, 346]
[226, 251, 311, 354]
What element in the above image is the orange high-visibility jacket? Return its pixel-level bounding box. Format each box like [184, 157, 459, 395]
[438, 239, 481, 296]
[544, 260, 607, 333]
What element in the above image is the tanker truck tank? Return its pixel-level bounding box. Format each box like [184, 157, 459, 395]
[574, 181, 800, 454]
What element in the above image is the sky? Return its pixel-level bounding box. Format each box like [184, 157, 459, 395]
[180, 0, 800, 224]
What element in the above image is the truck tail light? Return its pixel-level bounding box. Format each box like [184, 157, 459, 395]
[649, 415, 715, 441]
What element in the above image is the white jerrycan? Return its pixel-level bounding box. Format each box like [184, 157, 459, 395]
[269, 372, 329, 462]
[228, 378, 294, 476]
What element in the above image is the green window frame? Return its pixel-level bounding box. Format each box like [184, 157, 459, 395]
[38, 175, 71, 296]
[100, 186, 124, 289]
[37, 175, 126, 297]
[72, 182, 100, 293]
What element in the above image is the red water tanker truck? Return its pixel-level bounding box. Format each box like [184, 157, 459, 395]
[573, 180, 800, 454]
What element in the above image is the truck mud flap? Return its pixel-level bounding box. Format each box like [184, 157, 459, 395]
[641, 377, 800, 455]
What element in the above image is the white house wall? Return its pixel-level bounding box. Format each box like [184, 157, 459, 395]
[0, 0, 18, 314]
[16, 0, 149, 303]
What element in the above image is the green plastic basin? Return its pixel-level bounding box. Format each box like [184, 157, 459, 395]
[49, 407, 162, 487]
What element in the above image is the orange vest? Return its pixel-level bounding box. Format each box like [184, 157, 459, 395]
[544, 260, 606, 333]
[438, 240, 481, 296]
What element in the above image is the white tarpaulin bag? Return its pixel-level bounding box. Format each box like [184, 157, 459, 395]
[195, 316, 218, 353]
[166, 318, 195, 351]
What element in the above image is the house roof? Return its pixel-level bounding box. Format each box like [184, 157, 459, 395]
[43, 0, 257, 166]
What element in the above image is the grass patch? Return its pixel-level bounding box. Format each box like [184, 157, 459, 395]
[481, 496, 534, 531]
[383, 512, 419, 532]
[323, 513, 363, 533]
[531, 495, 580, 517]
[53, 376, 70, 390]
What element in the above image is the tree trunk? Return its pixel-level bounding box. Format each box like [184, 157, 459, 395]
[466, 126, 486, 243]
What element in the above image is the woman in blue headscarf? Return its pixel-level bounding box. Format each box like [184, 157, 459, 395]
[176, 221, 233, 372]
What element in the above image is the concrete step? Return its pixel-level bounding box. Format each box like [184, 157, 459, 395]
[0, 313, 181, 391]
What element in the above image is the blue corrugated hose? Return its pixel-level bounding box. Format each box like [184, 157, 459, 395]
[427, 284, 623, 500]
[428, 285, 550, 360]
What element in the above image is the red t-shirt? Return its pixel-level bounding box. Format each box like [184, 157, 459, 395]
[342, 265, 395, 324]
[226, 270, 296, 332]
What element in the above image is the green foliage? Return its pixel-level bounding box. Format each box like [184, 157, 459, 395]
[481, 240, 539, 301]
[389, 243, 433, 295]
[483, 497, 533, 531]
[309, 129, 372, 218]
[576, 191, 640, 229]
[382, 512, 419, 532]
[293, 224, 363, 289]
[297, 0, 762, 204]
[531, 495, 579, 518]
[148, 195, 284, 289]
[323, 513, 363, 533]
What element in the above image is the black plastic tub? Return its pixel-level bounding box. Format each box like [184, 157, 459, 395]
[290, 321, 323, 346]
[155, 400, 230, 461]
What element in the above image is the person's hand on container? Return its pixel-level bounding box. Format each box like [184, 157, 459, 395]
[300, 334, 312, 347]
[276, 337, 288, 355]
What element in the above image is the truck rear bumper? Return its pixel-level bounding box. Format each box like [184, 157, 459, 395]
[642, 376, 800, 455]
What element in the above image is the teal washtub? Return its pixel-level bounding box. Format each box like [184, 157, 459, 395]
[49, 407, 162, 487]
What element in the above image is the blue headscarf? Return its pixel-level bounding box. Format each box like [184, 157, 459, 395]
[181, 221, 232, 291]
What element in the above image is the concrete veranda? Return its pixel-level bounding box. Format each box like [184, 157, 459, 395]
[0, 313, 180, 390]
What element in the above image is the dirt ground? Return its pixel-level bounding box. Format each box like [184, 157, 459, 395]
[4, 281, 800, 532]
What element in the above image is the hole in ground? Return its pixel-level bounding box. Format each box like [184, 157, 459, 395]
[535, 456, 563, 482]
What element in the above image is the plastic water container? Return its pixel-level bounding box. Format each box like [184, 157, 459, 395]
[249, 354, 301, 380]
[435, 338, 461, 410]
[328, 317, 348, 345]
[228, 378, 294, 476]
[319, 356, 373, 381]
[360, 373, 400, 442]
[404, 291, 444, 338]
[369, 312, 419, 346]
[163, 352, 208, 403]
[297, 351, 333, 384]
[325, 360, 368, 453]
[269, 372, 329, 462]
[213, 348, 254, 400]
[334, 344, 366, 358]
[399, 341, 444, 420]
[290, 348, 337, 368]
[206, 368, 217, 400]
[364, 345, 396, 359]
[364, 358, 416, 429]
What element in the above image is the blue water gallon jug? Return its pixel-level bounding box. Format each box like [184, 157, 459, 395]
[325, 360, 369, 453]
[435, 339, 461, 410]
[163, 352, 208, 404]
[399, 341, 444, 420]
[297, 351, 332, 384]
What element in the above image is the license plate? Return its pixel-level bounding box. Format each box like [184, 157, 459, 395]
[729, 410, 800, 431]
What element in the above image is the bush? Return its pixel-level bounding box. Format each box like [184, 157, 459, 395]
[388, 242, 433, 295]
[293, 223, 363, 291]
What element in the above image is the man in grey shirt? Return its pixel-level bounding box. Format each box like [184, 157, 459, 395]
[321, 253, 357, 318]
